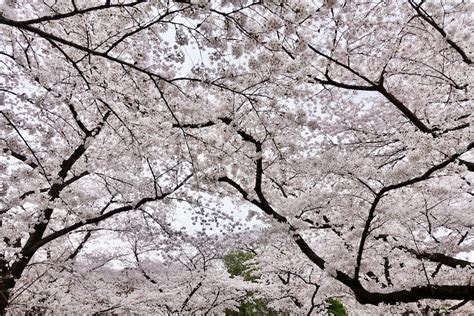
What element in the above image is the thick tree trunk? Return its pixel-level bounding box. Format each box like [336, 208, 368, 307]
[0, 211, 54, 315]
[0, 269, 15, 315]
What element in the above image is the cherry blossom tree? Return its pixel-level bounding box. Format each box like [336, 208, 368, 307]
[8, 233, 249, 314]
[170, 0, 473, 311]
[0, 0, 473, 314]
[0, 1, 198, 312]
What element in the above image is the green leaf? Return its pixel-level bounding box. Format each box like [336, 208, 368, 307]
[326, 298, 347, 316]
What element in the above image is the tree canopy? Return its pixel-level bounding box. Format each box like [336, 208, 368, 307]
[0, 0, 473, 314]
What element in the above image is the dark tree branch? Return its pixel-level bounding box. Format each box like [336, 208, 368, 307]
[355, 148, 467, 278]
[132, 240, 162, 290]
[219, 126, 474, 304]
[0, 16, 172, 85]
[408, 1, 472, 64]
[307, 45, 433, 134]
[8, 111, 111, 282]
[458, 159, 474, 172]
[1, 111, 49, 179]
[20, 170, 89, 200]
[2, 148, 38, 169]
[16, 172, 192, 266]
[397, 246, 473, 269]
[383, 257, 393, 287]
[15, 1, 147, 25]
[181, 282, 202, 312]
[448, 299, 470, 311]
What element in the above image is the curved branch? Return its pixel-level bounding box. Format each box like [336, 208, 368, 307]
[15, 1, 147, 26]
[408, 1, 472, 64]
[355, 149, 466, 278]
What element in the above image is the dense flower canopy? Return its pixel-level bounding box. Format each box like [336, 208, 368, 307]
[0, 0, 473, 314]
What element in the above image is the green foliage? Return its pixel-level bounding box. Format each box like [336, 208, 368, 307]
[225, 299, 280, 316]
[223, 250, 257, 282]
[224, 251, 347, 315]
[224, 251, 279, 315]
[326, 298, 347, 316]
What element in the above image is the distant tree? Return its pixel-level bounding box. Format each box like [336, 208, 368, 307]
[224, 250, 278, 316]
[326, 298, 347, 316]
[224, 248, 348, 315]
[224, 250, 257, 282]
